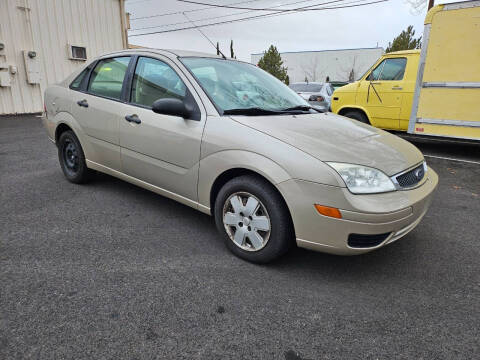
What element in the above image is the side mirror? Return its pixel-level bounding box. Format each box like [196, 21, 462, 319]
[152, 98, 190, 119]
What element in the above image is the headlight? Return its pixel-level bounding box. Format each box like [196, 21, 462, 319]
[327, 162, 396, 194]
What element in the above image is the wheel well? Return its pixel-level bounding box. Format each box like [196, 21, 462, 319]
[338, 107, 369, 120]
[210, 168, 259, 211]
[55, 123, 73, 143]
[209, 167, 296, 239]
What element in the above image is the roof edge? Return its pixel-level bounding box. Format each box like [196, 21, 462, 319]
[250, 47, 384, 56]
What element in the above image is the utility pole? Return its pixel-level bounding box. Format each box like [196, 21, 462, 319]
[428, 0, 434, 10]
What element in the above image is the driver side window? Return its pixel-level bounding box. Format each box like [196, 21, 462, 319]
[131, 57, 186, 108]
[368, 60, 385, 81]
[367, 58, 407, 81]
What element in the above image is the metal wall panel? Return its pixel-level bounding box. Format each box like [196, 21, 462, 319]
[251, 48, 384, 83]
[0, 0, 126, 115]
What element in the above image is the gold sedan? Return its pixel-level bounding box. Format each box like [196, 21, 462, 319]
[43, 49, 438, 263]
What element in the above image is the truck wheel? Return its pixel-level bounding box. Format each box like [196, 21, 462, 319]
[344, 111, 369, 125]
[214, 175, 294, 263]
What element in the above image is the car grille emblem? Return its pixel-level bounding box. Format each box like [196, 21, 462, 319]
[415, 168, 424, 180]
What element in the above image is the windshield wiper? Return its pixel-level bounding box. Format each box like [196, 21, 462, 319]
[280, 105, 316, 113]
[223, 105, 317, 116]
[223, 107, 284, 116]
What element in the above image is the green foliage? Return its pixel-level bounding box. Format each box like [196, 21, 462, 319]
[386, 25, 422, 53]
[257, 45, 288, 84]
[285, 75, 290, 86]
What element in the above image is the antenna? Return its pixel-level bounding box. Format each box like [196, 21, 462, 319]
[183, 12, 227, 59]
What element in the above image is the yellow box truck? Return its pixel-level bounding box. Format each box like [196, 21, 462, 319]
[331, 1, 480, 141]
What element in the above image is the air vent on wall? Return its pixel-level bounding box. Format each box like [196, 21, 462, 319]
[68, 44, 87, 61]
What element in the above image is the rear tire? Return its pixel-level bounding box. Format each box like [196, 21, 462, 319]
[343, 111, 369, 124]
[57, 130, 92, 184]
[214, 175, 294, 263]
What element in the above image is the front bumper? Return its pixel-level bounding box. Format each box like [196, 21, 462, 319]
[277, 167, 438, 255]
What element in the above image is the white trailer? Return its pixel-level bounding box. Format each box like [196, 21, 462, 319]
[251, 47, 384, 83]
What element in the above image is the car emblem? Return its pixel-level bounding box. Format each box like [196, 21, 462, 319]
[414, 168, 424, 180]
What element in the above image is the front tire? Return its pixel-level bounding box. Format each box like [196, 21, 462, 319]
[57, 130, 92, 184]
[214, 175, 294, 263]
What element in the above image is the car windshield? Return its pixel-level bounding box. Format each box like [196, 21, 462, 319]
[180, 57, 310, 114]
[289, 83, 323, 92]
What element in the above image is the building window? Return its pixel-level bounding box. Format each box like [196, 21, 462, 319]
[69, 45, 87, 61]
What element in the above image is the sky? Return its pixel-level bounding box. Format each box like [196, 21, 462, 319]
[125, 0, 464, 62]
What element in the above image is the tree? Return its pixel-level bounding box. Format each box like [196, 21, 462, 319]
[216, 42, 220, 56]
[386, 25, 422, 53]
[285, 75, 290, 86]
[257, 45, 288, 83]
[230, 40, 235, 59]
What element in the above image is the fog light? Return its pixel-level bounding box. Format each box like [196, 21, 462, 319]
[314, 204, 342, 219]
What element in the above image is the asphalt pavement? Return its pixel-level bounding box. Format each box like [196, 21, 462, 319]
[1, 115, 479, 359]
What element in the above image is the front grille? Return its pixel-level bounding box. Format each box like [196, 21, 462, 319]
[395, 163, 425, 188]
[348, 233, 391, 248]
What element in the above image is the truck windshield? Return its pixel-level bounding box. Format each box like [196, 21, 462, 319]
[180, 57, 309, 115]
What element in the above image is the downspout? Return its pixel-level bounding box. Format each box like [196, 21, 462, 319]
[119, 0, 128, 49]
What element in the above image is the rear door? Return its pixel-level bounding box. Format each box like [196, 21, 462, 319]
[357, 57, 407, 130]
[70, 56, 131, 171]
[119, 55, 205, 202]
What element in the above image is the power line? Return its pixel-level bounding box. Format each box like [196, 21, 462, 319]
[183, 12, 227, 59]
[130, 0, 261, 20]
[177, 0, 342, 11]
[129, 0, 341, 31]
[129, 0, 389, 37]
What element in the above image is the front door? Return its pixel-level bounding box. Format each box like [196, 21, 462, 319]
[357, 57, 407, 130]
[119, 56, 205, 202]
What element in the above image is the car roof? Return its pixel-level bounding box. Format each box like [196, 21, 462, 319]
[100, 48, 225, 60]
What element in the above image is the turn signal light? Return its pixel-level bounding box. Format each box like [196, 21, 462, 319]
[314, 204, 342, 219]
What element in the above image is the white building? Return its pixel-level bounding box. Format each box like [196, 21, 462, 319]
[0, 0, 129, 115]
[251, 47, 384, 83]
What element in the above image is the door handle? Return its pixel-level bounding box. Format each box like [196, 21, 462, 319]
[125, 114, 141, 124]
[77, 99, 88, 108]
[392, 86, 403, 90]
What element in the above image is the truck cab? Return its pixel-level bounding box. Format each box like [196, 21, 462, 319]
[331, 50, 420, 131]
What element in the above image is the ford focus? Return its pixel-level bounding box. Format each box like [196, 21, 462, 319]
[43, 49, 438, 263]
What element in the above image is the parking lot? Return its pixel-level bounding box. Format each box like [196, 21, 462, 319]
[1, 115, 479, 359]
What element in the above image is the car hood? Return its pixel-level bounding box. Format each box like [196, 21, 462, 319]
[229, 113, 424, 176]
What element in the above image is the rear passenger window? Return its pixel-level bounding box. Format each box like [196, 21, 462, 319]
[88, 57, 130, 100]
[131, 57, 186, 108]
[70, 68, 89, 90]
